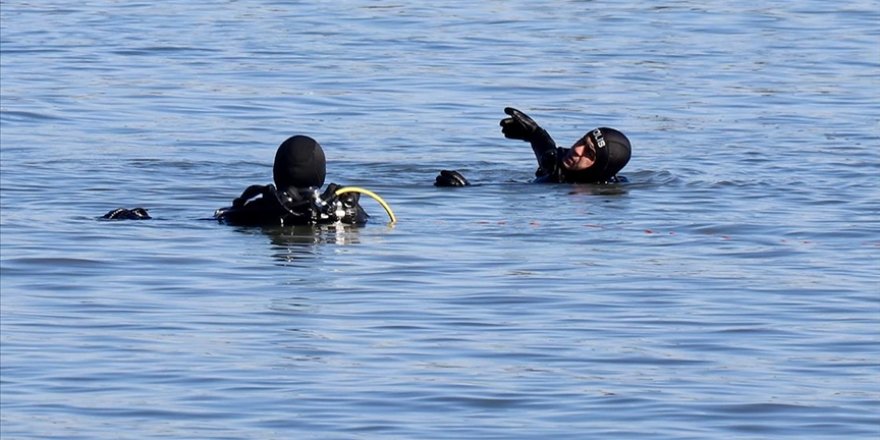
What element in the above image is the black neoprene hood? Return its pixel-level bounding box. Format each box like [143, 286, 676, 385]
[273, 135, 327, 190]
[569, 127, 631, 182]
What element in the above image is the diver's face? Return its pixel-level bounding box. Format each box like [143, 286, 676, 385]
[562, 136, 596, 171]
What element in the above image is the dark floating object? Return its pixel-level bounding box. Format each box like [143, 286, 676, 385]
[101, 207, 152, 220]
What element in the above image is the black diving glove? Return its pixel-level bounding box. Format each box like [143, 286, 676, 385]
[500, 107, 547, 142]
[500, 107, 558, 163]
[319, 183, 342, 206]
[101, 207, 151, 220]
[317, 183, 360, 212]
[318, 183, 367, 224]
[434, 170, 470, 187]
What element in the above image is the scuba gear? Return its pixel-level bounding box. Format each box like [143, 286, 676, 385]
[99, 185, 393, 225]
[276, 184, 383, 225]
[215, 183, 371, 226]
[215, 183, 397, 226]
[334, 187, 397, 224]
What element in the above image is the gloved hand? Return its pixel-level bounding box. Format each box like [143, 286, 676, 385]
[319, 183, 361, 210]
[500, 107, 544, 141]
[101, 207, 151, 220]
[320, 183, 342, 204]
[434, 170, 470, 187]
[319, 183, 367, 224]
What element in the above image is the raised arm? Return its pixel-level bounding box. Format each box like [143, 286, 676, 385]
[499, 107, 557, 164]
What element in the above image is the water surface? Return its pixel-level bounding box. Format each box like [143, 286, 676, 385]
[2, 1, 879, 439]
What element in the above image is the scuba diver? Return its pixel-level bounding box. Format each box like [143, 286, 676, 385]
[102, 135, 389, 225]
[214, 135, 369, 226]
[435, 107, 632, 187]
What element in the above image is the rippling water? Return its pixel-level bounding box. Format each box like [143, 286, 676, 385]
[2, 1, 879, 439]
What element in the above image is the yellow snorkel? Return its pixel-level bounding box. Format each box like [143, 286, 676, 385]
[334, 186, 397, 224]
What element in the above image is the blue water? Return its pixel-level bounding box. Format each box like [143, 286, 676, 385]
[2, 1, 879, 439]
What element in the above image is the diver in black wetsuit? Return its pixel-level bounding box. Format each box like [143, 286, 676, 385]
[435, 107, 632, 187]
[214, 135, 368, 226]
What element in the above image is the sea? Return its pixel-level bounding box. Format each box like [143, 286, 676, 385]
[1, 1, 878, 439]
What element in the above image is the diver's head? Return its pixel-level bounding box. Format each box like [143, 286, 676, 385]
[562, 127, 631, 182]
[273, 135, 327, 190]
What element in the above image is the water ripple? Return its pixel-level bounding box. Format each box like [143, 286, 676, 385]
[2, 1, 879, 439]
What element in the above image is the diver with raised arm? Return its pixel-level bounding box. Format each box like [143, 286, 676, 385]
[435, 107, 632, 186]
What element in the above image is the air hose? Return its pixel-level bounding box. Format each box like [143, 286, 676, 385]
[334, 187, 397, 224]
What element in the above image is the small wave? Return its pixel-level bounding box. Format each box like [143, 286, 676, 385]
[110, 46, 219, 56]
[0, 110, 68, 123]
